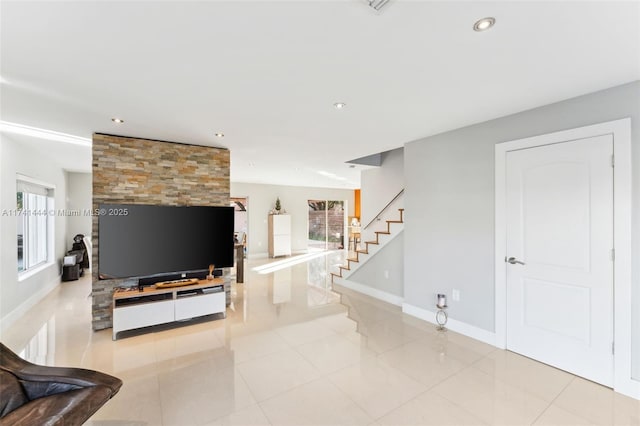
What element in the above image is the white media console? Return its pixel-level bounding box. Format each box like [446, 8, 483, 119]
[112, 278, 226, 340]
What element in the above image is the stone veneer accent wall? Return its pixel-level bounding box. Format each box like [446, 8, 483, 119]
[92, 133, 230, 330]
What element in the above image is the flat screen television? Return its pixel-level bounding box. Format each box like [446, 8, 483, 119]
[98, 203, 234, 280]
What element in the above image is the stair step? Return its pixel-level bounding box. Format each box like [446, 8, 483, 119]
[336, 206, 404, 282]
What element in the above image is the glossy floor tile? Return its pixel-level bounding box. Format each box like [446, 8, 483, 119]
[431, 366, 551, 425]
[2, 250, 638, 425]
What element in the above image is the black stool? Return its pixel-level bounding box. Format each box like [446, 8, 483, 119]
[62, 264, 80, 281]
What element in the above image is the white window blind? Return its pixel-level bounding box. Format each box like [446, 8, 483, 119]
[17, 178, 54, 273]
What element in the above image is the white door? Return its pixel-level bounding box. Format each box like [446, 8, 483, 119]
[505, 134, 614, 386]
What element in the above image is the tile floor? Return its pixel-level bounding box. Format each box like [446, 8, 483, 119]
[2, 251, 639, 425]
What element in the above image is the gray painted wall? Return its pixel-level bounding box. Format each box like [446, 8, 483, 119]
[231, 182, 354, 257]
[403, 81, 640, 380]
[349, 232, 404, 298]
[0, 135, 68, 325]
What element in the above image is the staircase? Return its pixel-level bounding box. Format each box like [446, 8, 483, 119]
[330, 208, 404, 284]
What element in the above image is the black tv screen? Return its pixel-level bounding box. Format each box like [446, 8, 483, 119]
[98, 204, 234, 279]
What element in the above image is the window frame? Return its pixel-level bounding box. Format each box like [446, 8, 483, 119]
[17, 174, 55, 280]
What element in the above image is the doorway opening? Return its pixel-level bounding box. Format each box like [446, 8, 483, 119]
[231, 197, 248, 253]
[307, 200, 345, 251]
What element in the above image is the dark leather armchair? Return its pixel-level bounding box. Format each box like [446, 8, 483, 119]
[0, 343, 122, 425]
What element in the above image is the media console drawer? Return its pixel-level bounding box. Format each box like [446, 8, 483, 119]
[175, 291, 225, 320]
[112, 279, 226, 340]
[113, 299, 175, 337]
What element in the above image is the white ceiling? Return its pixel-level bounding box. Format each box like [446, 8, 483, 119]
[1, 1, 638, 189]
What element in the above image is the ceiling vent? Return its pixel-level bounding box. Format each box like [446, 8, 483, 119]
[368, 0, 392, 12]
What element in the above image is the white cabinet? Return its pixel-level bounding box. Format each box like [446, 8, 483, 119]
[268, 214, 291, 257]
[175, 291, 225, 320]
[113, 299, 175, 336]
[112, 280, 226, 339]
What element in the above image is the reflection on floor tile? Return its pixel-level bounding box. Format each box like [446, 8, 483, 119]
[552, 377, 640, 426]
[327, 357, 427, 419]
[160, 366, 256, 425]
[432, 366, 551, 425]
[274, 319, 336, 346]
[377, 391, 487, 426]
[237, 347, 321, 402]
[472, 349, 574, 402]
[3, 250, 638, 425]
[532, 404, 597, 426]
[378, 337, 469, 387]
[259, 378, 372, 426]
[204, 404, 271, 426]
[228, 330, 290, 364]
[295, 333, 375, 374]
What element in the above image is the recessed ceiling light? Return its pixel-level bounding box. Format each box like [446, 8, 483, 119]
[111, 118, 124, 124]
[473, 17, 495, 32]
[214, 132, 225, 138]
[333, 102, 347, 110]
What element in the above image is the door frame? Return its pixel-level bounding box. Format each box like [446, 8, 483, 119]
[307, 199, 347, 251]
[494, 118, 637, 399]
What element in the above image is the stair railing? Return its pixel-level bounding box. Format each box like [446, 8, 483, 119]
[363, 188, 404, 230]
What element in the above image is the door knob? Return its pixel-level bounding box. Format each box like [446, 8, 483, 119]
[506, 257, 525, 265]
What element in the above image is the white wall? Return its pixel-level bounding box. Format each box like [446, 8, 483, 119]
[353, 146, 405, 300]
[0, 135, 68, 330]
[231, 182, 354, 257]
[360, 148, 404, 237]
[65, 172, 92, 241]
[403, 81, 640, 380]
[234, 210, 247, 234]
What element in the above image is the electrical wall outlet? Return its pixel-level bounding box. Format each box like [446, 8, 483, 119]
[384, 270, 389, 279]
[452, 289, 460, 302]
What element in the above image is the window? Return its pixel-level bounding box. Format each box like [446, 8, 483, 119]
[307, 200, 345, 251]
[17, 178, 54, 273]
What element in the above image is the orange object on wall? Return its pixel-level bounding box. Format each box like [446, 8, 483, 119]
[354, 189, 361, 219]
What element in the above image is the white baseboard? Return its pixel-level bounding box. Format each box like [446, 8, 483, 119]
[615, 377, 640, 401]
[402, 303, 497, 347]
[0, 276, 61, 334]
[335, 279, 404, 306]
